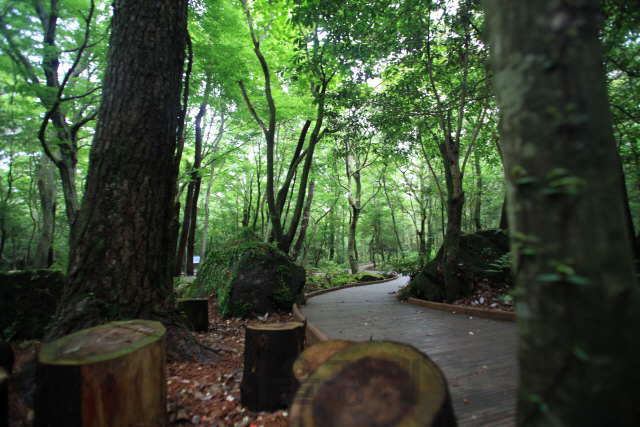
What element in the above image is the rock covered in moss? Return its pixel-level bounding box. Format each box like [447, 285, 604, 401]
[186, 230, 306, 318]
[355, 272, 384, 282]
[400, 229, 510, 303]
[0, 270, 65, 340]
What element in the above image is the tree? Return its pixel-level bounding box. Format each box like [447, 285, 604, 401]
[485, 0, 640, 424]
[0, 0, 106, 225]
[45, 0, 207, 360]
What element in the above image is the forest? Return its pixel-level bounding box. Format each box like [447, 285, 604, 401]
[1, 0, 640, 424]
[0, 0, 638, 277]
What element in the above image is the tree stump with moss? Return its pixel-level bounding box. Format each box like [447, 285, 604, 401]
[289, 341, 457, 427]
[292, 339, 353, 394]
[176, 298, 209, 332]
[35, 320, 166, 427]
[241, 322, 305, 411]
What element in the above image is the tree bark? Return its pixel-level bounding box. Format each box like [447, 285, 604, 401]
[35, 320, 166, 427]
[291, 181, 315, 260]
[439, 142, 465, 301]
[45, 0, 197, 359]
[241, 322, 305, 411]
[485, 0, 640, 425]
[175, 172, 196, 277]
[473, 148, 482, 232]
[383, 178, 404, 255]
[347, 204, 361, 274]
[34, 155, 56, 269]
[186, 100, 208, 276]
[200, 112, 225, 258]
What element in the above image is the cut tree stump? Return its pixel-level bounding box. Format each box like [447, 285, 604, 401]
[35, 319, 166, 427]
[292, 339, 353, 394]
[0, 368, 8, 427]
[0, 339, 13, 427]
[176, 298, 209, 332]
[289, 341, 457, 427]
[241, 321, 305, 412]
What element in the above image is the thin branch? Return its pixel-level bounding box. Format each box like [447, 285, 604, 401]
[238, 80, 267, 134]
[60, 85, 102, 102]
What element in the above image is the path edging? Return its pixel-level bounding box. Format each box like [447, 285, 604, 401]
[406, 298, 515, 322]
[292, 303, 327, 344]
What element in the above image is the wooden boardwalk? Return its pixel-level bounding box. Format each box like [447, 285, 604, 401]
[299, 275, 518, 426]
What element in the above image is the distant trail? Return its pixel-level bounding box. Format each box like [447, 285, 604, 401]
[299, 275, 517, 427]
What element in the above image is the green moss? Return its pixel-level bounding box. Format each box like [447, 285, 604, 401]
[187, 228, 297, 317]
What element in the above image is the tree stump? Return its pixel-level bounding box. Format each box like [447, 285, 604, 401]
[241, 322, 305, 411]
[289, 341, 457, 427]
[0, 369, 8, 427]
[0, 339, 13, 427]
[35, 320, 166, 427]
[292, 339, 353, 394]
[176, 298, 209, 332]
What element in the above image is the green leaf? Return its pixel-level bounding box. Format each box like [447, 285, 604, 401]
[555, 264, 575, 275]
[572, 347, 589, 361]
[566, 275, 592, 286]
[537, 273, 562, 282]
[516, 177, 537, 185]
[540, 187, 560, 195]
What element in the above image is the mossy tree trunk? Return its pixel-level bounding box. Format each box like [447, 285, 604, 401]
[44, 0, 200, 360]
[485, 0, 640, 425]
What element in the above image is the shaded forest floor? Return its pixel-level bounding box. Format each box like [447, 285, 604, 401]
[8, 271, 511, 426]
[451, 278, 514, 312]
[8, 299, 293, 427]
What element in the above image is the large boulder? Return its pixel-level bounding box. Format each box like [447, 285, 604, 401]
[186, 230, 306, 318]
[400, 229, 511, 303]
[0, 270, 65, 340]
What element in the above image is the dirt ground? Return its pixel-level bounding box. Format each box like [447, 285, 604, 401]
[7, 299, 293, 427]
[7, 274, 512, 426]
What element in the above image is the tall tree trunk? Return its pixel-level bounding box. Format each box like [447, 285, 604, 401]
[34, 155, 56, 269]
[347, 206, 361, 274]
[199, 113, 225, 259]
[45, 0, 205, 363]
[328, 209, 335, 261]
[383, 178, 404, 255]
[498, 195, 508, 230]
[439, 142, 466, 301]
[485, 1, 640, 425]
[291, 181, 315, 260]
[473, 148, 482, 232]
[174, 173, 195, 276]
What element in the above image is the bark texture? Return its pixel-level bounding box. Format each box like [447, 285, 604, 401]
[34, 156, 56, 269]
[485, 0, 640, 425]
[46, 0, 189, 340]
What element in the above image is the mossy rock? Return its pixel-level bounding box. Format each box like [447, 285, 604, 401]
[0, 270, 65, 340]
[403, 229, 511, 302]
[187, 230, 306, 318]
[355, 272, 384, 282]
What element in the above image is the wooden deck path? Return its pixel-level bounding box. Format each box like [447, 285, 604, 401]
[299, 275, 518, 426]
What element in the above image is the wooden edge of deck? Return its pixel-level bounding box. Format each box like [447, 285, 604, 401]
[292, 304, 327, 345]
[406, 298, 516, 322]
[304, 275, 400, 299]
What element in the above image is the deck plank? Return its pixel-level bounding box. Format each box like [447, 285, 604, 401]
[299, 276, 517, 426]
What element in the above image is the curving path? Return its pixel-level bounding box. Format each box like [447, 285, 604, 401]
[298, 272, 518, 426]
